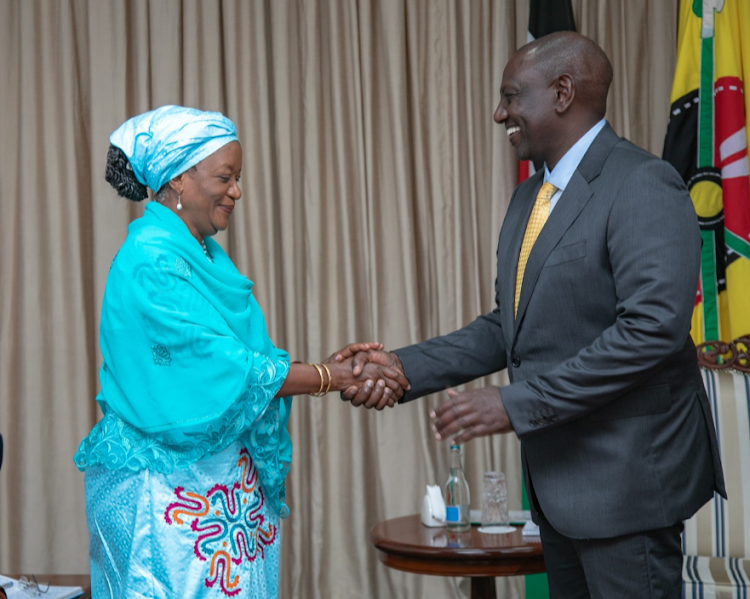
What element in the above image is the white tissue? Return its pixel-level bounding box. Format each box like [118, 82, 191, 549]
[421, 484, 446, 527]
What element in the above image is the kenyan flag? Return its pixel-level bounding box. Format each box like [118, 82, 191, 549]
[663, 0, 750, 344]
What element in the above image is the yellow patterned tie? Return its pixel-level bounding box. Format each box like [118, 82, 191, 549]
[514, 181, 557, 317]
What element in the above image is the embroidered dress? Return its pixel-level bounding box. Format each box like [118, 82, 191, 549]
[76, 202, 291, 599]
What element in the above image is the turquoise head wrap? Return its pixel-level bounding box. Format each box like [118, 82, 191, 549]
[109, 105, 238, 193]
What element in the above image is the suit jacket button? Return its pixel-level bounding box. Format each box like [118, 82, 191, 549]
[512, 353, 521, 368]
[529, 419, 538, 427]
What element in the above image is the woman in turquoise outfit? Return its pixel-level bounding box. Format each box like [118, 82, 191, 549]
[75, 106, 407, 599]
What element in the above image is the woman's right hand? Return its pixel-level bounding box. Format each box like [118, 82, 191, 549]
[327, 354, 410, 410]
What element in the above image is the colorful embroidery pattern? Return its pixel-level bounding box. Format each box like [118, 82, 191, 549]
[164, 449, 277, 596]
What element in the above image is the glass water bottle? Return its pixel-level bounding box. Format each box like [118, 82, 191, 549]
[445, 444, 471, 531]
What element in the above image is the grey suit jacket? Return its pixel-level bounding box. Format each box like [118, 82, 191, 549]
[395, 124, 726, 539]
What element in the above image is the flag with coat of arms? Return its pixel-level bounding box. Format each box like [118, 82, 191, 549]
[663, 0, 750, 345]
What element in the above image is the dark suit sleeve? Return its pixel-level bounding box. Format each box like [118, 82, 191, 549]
[502, 159, 701, 437]
[394, 307, 507, 402]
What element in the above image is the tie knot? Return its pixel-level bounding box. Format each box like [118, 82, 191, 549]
[537, 181, 558, 203]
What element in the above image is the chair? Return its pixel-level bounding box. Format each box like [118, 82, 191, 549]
[682, 338, 750, 598]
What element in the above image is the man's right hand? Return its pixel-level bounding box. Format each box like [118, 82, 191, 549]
[338, 349, 410, 408]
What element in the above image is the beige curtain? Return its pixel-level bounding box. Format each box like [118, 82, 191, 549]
[0, 1, 677, 597]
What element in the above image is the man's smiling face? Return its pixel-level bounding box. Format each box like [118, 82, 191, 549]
[494, 51, 558, 165]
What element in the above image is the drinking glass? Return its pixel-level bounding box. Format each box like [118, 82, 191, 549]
[481, 471, 509, 527]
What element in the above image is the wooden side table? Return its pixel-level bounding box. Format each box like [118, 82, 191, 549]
[370, 515, 545, 599]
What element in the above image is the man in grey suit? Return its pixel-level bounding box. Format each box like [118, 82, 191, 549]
[343, 32, 725, 598]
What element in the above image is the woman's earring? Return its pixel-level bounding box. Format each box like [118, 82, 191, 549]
[176, 192, 183, 211]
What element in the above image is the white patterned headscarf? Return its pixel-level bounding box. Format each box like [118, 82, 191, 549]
[109, 105, 238, 193]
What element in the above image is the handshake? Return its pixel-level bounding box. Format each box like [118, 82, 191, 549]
[320, 342, 410, 410]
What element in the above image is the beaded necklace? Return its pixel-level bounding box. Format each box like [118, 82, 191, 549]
[200, 240, 212, 261]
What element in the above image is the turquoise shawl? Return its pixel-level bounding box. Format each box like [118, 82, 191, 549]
[76, 202, 292, 516]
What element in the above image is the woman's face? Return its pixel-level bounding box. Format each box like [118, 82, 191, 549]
[177, 141, 242, 241]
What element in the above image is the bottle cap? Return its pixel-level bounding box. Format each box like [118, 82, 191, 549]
[450, 444, 460, 449]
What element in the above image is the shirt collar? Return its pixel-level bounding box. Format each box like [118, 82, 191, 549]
[544, 119, 607, 191]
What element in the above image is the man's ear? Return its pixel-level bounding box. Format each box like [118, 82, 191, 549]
[553, 73, 575, 114]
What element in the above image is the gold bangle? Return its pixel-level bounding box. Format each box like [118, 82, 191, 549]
[309, 363, 325, 396]
[321, 363, 333, 394]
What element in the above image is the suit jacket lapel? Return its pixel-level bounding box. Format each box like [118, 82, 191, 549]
[512, 124, 620, 337]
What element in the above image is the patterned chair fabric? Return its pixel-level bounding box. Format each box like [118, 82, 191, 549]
[682, 369, 750, 598]
[683, 556, 750, 599]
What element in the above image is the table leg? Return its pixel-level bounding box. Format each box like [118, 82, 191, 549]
[471, 576, 497, 599]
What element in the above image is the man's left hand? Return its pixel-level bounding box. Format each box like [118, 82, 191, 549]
[430, 386, 513, 443]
